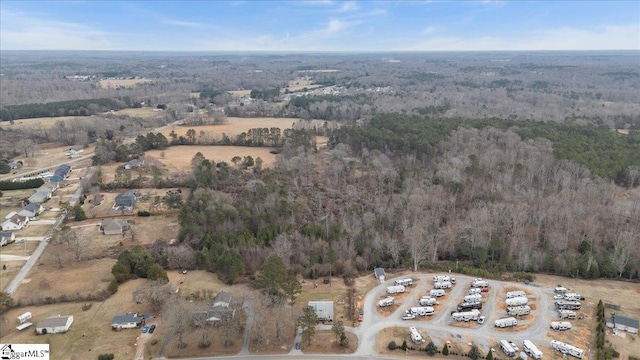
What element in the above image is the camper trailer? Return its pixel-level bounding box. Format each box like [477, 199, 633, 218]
[457, 302, 482, 312]
[507, 305, 531, 316]
[505, 297, 529, 307]
[555, 300, 581, 310]
[433, 275, 455, 283]
[563, 293, 585, 301]
[471, 278, 489, 288]
[550, 340, 583, 359]
[409, 306, 435, 316]
[464, 294, 482, 303]
[554, 286, 568, 293]
[433, 281, 452, 289]
[419, 297, 438, 306]
[495, 317, 518, 328]
[429, 289, 445, 297]
[558, 310, 577, 319]
[386, 285, 406, 294]
[394, 278, 413, 287]
[409, 327, 425, 344]
[506, 290, 527, 299]
[451, 309, 481, 322]
[468, 288, 482, 295]
[523, 340, 543, 359]
[17, 312, 32, 324]
[550, 321, 572, 331]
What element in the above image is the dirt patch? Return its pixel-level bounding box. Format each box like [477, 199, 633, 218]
[8, 116, 93, 130]
[146, 145, 277, 172]
[297, 276, 351, 324]
[377, 303, 400, 317]
[110, 107, 162, 119]
[99, 78, 152, 89]
[376, 326, 430, 355]
[302, 330, 357, 354]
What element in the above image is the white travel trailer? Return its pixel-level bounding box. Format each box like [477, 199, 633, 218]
[505, 297, 528, 307]
[523, 340, 543, 359]
[17, 312, 32, 324]
[434, 281, 452, 289]
[409, 306, 435, 316]
[451, 309, 480, 322]
[468, 288, 482, 295]
[558, 310, 577, 319]
[495, 317, 518, 328]
[394, 278, 413, 287]
[378, 297, 395, 307]
[471, 278, 489, 288]
[429, 289, 445, 297]
[554, 286, 568, 293]
[433, 275, 451, 282]
[387, 285, 406, 294]
[563, 293, 585, 301]
[555, 300, 581, 310]
[409, 327, 425, 344]
[550, 321, 572, 331]
[506, 290, 527, 299]
[550, 340, 583, 359]
[500, 340, 517, 357]
[464, 294, 482, 303]
[507, 305, 531, 316]
[419, 297, 438, 306]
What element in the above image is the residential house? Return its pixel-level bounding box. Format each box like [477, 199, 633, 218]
[8, 162, 23, 170]
[111, 313, 144, 330]
[41, 181, 59, 192]
[192, 291, 236, 324]
[66, 148, 84, 156]
[607, 313, 639, 334]
[27, 190, 50, 205]
[18, 203, 43, 219]
[100, 218, 129, 235]
[114, 191, 137, 212]
[124, 158, 144, 170]
[2, 214, 29, 231]
[0, 232, 15, 246]
[213, 292, 232, 308]
[49, 175, 64, 183]
[374, 267, 386, 283]
[35, 315, 74, 335]
[308, 301, 334, 322]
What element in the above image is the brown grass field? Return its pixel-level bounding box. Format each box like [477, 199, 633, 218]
[8, 116, 93, 130]
[302, 330, 357, 354]
[99, 78, 152, 89]
[146, 146, 277, 171]
[110, 107, 161, 119]
[284, 77, 322, 93]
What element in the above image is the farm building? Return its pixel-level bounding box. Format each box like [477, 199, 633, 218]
[374, 267, 385, 282]
[308, 301, 334, 322]
[114, 191, 137, 211]
[606, 313, 639, 334]
[18, 203, 43, 219]
[111, 313, 144, 330]
[49, 175, 64, 183]
[0, 231, 16, 246]
[2, 214, 29, 231]
[36, 315, 74, 335]
[100, 218, 129, 235]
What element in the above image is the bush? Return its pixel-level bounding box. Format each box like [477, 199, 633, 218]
[401, 340, 408, 351]
[108, 279, 118, 294]
[388, 341, 397, 350]
[442, 343, 449, 356]
[98, 354, 114, 360]
[137, 210, 151, 217]
[150, 339, 158, 346]
[426, 341, 438, 356]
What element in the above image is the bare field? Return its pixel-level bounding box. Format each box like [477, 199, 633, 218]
[227, 89, 252, 97]
[146, 146, 277, 171]
[284, 77, 322, 93]
[8, 116, 93, 130]
[0, 260, 24, 290]
[302, 330, 357, 354]
[4, 145, 94, 176]
[297, 276, 352, 324]
[159, 117, 330, 140]
[99, 78, 152, 89]
[110, 107, 161, 119]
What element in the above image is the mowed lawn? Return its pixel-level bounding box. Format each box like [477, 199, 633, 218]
[146, 145, 277, 171]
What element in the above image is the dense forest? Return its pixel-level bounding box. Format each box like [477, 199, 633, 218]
[174, 116, 639, 283]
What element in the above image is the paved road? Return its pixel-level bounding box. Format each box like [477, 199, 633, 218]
[3, 166, 96, 294]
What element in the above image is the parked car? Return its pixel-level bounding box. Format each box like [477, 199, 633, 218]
[477, 316, 485, 324]
[553, 294, 564, 300]
[295, 343, 301, 350]
[402, 313, 416, 320]
[509, 341, 519, 352]
[142, 325, 149, 333]
[481, 287, 489, 293]
[149, 324, 156, 334]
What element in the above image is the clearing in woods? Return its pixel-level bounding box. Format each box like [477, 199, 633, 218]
[146, 146, 277, 171]
[99, 78, 152, 89]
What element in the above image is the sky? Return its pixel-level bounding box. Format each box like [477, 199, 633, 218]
[1, 1, 639, 51]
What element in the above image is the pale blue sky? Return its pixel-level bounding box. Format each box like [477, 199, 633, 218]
[1, 1, 639, 51]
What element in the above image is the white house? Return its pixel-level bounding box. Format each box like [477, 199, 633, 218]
[65, 148, 84, 156]
[111, 313, 144, 330]
[607, 313, 639, 334]
[18, 203, 43, 219]
[2, 214, 29, 231]
[0, 232, 16, 246]
[36, 315, 74, 335]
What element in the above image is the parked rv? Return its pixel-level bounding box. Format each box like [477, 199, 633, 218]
[507, 305, 531, 316]
[433, 281, 452, 289]
[378, 297, 395, 307]
[394, 278, 413, 287]
[451, 309, 481, 322]
[495, 317, 518, 328]
[558, 310, 577, 319]
[386, 285, 406, 294]
[410, 327, 425, 344]
[505, 296, 528, 307]
[550, 340, 583, 359]
[464, 294, 482, 303]
[468, 288, 482, 295]
[471, 278, 489, 288]
[550, 321, 572, 331]
[409, 306, 435, 316]
[457, 302, 482, 312]
[563, 293, 585, 301]
[16, 312, 32, 324]
[506, 290, 527, 299]
[429, 289, 445, 297]
[419, 297, 438, 306]
[500, 340, 517, 357]
[523, 340, 543, 359]
[433, 275, 455, 283]
[555, 300, 581, 310]
[554, 286, 568, 293]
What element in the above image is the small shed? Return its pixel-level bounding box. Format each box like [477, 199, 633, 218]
[36, 315, 74, 334]
[607, 313, 639, 334]
[308, 301, 334, 322]
[374, 267, 386, 282]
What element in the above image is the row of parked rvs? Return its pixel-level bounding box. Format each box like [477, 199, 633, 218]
[551, 340, 584, 359]
[500, 340, 543, 359]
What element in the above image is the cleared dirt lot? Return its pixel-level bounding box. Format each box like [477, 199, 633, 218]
[146, 146, 277, 171]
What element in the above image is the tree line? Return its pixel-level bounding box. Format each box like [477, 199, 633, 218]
[0, 98, 124, 121]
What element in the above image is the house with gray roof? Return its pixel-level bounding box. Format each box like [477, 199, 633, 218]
[111, 312, 144, 330]
[18, 203, 43, 219]
[114, 191, 137, 212]
[607, 313, 639, 334]
[374, 267, 386, 282]
[2, 214, 29, 231]
[0, 232, 15, 246]
[36, 315, 74, 334]
[100, 218, 129, 235]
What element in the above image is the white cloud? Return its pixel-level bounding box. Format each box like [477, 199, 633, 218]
[423, 26, 438, 35]
[326, 19, 349, 34]
[162, 19, 211, 29]
[0, 9, 115, 50]
[338, 1, 359, 13]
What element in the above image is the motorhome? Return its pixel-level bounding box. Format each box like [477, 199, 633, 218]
[394, 278, 413, 287]
[550, 340, 583, 359]
[550, 321, 572, 331]
[500, 340, 516, 357]
[409, 327, 425, 344]
[558, 310, 577, 319]
[555, 300, 581, 310]
[495, 317, 518, 328]
[464, 294, 482, 303]
[451, 309, 481, 322]
[468, 288, 482, 295]
[433, 275, 455, 283]
[434, 281, 452, 289]
[523, 340, 543, 359]
[505, 297, 528, 307]
[378, 297, 395, 307]
[457, 302, 482, 312]
[429, 289, 445, 297]
[554, 286, 568, 293]
[471, 278, 489, 288]
[563, 293, 585, 301]
[507, 305, 531, 316]
[386, 285, 405, 294]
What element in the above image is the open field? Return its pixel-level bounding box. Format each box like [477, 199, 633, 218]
[0, 259, 24, 291]
[147, 146, 277, 171]
[99, 78, 152, 89]
[297, 277, 352, 324]
[110, 107, 163, 119]
[3, 145, 94, 178]
[302, 330, 357, 354]
[158, 117, 331, 140]
[7, 116, 93, 130]
[284, 77, 322, 93]
[227, 90, 252, 97]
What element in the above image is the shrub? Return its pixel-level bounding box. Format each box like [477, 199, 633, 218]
[98, 354, 114, 360]
[401, 340, 408, 351]
[388, 341, 397, 350]
[137, 210, 151, 217]
[426, 341, 438, 356]
[108, 279, 118, 294]
[150, 339, 158, 346]
[468, 344, 481, 360]
[486, 349, 494, 360]
[442, 343, 449, 356]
